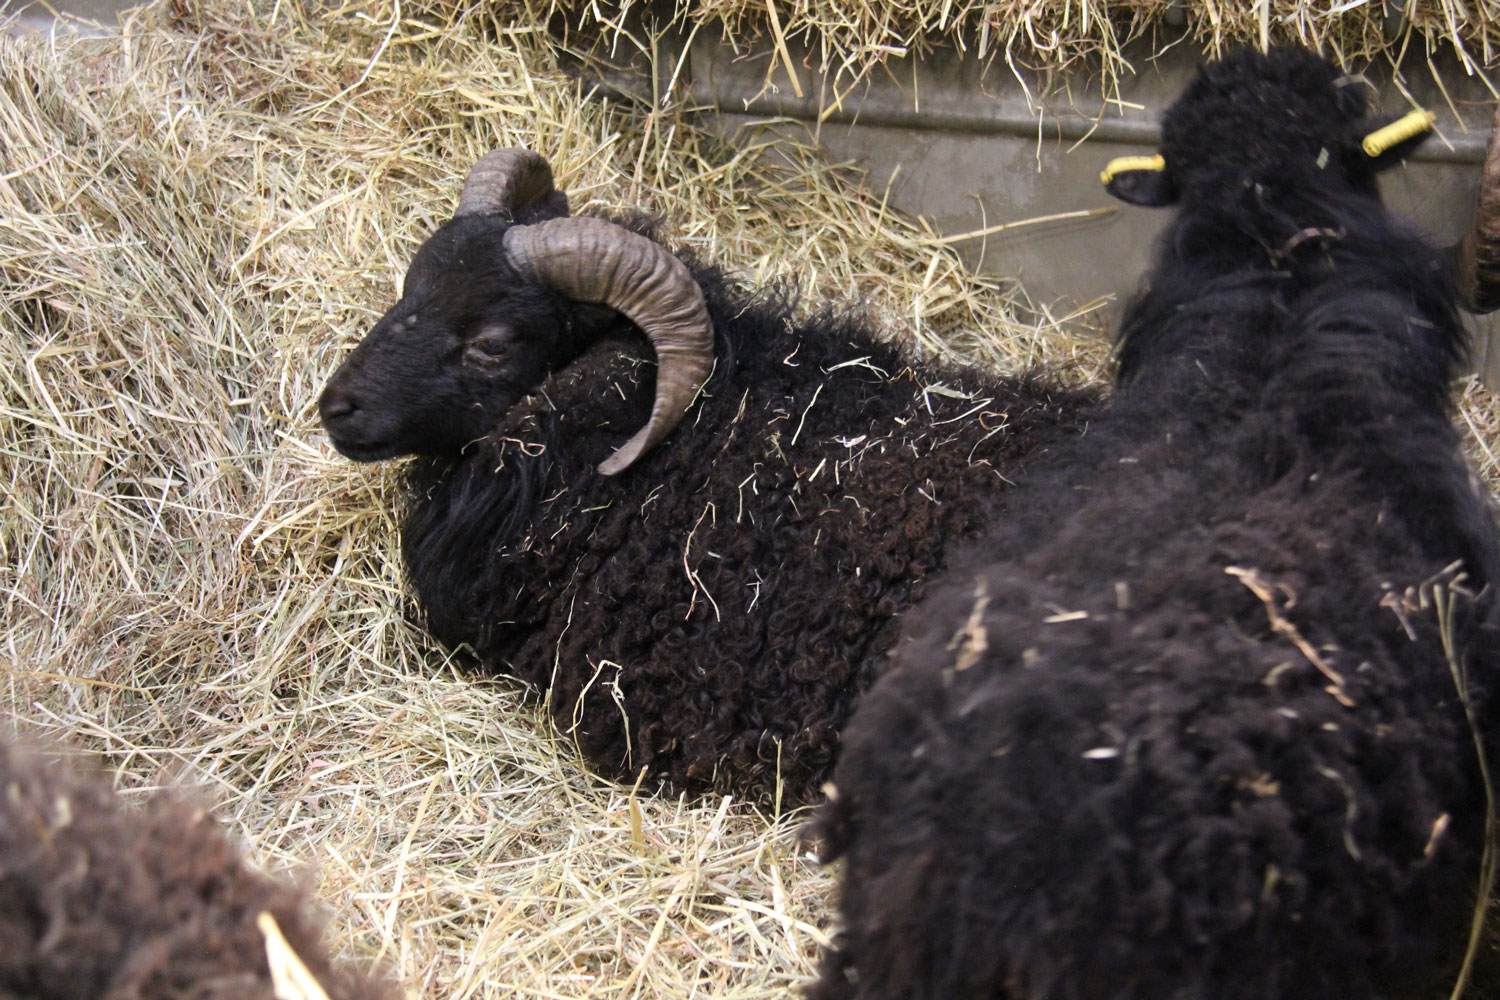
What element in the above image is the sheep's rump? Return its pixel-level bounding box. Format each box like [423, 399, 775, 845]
[0, 740, 393, 1000]
[814, 364, 1500, 1000]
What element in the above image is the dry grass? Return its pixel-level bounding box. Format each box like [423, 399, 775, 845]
[3, 0, 1500, 997]
[531, 0, 1499, 99]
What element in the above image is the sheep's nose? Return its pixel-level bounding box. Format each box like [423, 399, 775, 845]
[318, 390, 357, 425]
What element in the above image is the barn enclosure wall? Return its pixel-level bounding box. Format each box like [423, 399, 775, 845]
[556, 9, 1500, 382]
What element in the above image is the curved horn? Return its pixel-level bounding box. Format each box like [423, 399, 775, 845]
[504, 216, 715, 476]
[1455, 103, 1500, 314]
[456, 148, 558, 218]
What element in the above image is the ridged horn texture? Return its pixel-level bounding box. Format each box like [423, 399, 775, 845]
[503, 216, 715, 475]
[1455, 102, 1500, 314]
[456, 148, 557, 217]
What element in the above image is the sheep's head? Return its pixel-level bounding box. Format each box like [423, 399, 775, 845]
[319, 149, 715, 474]
[1101, 46, 1500, 313]
[1102, 48, 1429, 210]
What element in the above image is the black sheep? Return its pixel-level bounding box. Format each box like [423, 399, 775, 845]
[318, 153, 1093, 804]
[0, 737, 395, 1000]
[812, 47, 1500, 1000]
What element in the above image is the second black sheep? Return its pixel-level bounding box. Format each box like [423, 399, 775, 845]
[813, 47, 1500, 1000]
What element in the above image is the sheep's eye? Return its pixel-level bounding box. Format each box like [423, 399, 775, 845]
[464, 324, 516, 365]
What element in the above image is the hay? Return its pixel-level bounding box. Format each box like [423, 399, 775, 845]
[0, 0, 1096, 994]
[2, 0, 1500, 996]
[533, 0, 1499, 99]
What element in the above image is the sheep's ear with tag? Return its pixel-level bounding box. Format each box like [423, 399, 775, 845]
[1101, 155, 1178, 207]
[1354, 109, 1436, 173]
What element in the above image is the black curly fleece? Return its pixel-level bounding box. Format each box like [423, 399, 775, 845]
[813, 46, 1500, 1000]
[401, 257, 1095, 804]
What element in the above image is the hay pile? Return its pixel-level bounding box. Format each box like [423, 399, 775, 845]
[3, 0, 1500, 996]
[534, 0, 1499, 96]
[0, 0, 1089, 995]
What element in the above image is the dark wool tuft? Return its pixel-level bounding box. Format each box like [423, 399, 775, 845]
[0, 741, 395, 1000]
[813, 46, 1500, 1000]
[401, 258, 1095, 804]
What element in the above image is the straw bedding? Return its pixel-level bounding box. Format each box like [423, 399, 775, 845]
[1, 0, 1498, 996]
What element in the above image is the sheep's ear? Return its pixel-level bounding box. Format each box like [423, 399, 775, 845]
[1354, 109, 1436, 173]
[1101, 155, 1178, 207]
[516, 189, 571, 225]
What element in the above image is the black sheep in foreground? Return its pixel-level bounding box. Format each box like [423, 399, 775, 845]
[812, 47, 1500, 1000]
[318, 152, 1093, 804]
[0, 738, 394, 1000]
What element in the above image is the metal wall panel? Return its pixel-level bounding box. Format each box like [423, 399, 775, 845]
[581, 26, 1500, 382]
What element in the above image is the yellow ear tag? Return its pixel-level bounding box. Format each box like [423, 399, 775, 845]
[1100, 154, 1166, 185]
[1361, 109, 1437, 157]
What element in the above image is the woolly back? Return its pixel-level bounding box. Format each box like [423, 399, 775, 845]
[1114, 48, 1466, 412]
